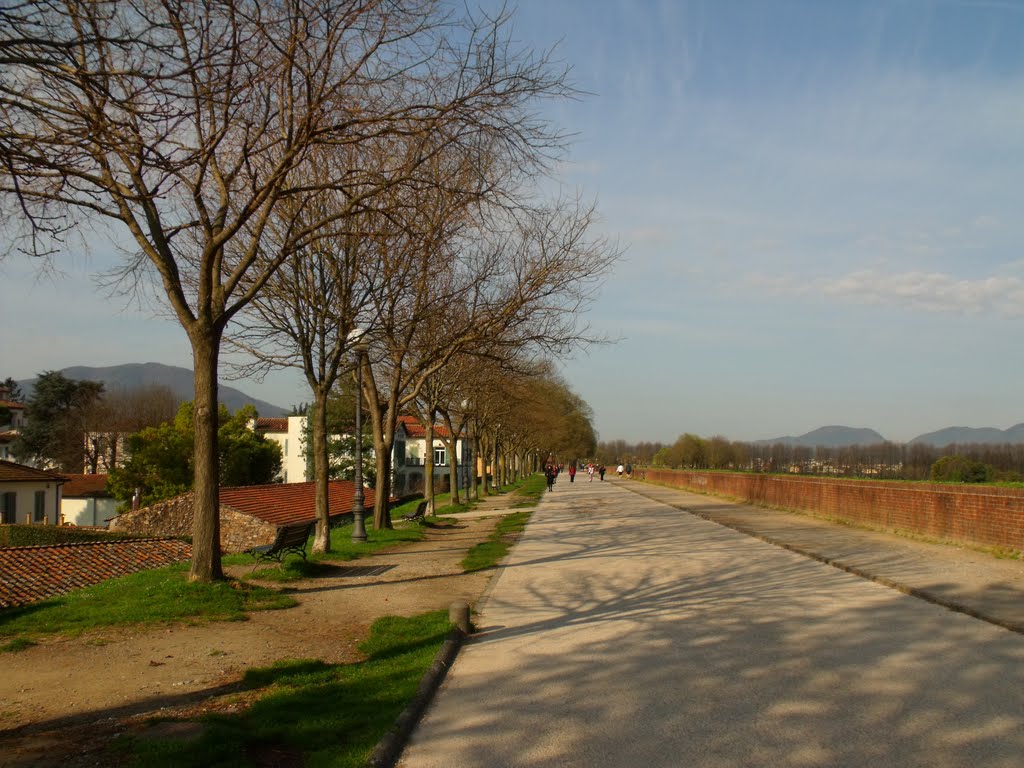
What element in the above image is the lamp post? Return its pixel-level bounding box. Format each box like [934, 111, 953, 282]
[461, 399, 472, 499]
[349, 329, 368, 543]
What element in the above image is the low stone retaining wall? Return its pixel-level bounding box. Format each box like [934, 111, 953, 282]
[641, 469, 1024, 553]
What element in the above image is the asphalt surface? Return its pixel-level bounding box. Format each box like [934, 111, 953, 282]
[397, 477, 1024, 768]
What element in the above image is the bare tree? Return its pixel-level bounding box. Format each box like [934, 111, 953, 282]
[0, 0, 571, 579]
[83, 385, 179, 473]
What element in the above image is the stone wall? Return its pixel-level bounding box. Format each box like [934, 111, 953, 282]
[641, 469, 1024, 553]
[109, 492, 278, 553]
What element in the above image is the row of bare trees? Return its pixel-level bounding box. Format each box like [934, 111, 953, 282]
[1, 0, 615, 580]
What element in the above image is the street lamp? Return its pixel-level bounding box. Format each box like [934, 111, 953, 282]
[461, 399, 472, 500]
[348, 328, 369, 543]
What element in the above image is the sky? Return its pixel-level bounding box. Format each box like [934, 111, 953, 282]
[3, 0, 1023, 445]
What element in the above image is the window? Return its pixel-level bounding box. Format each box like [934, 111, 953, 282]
[434, 446, 446, 466]
[395, 441, 406, 467]
[1, 492, 15, 524]
[34, 490, 46, 523]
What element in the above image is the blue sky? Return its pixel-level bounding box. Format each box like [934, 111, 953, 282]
[3, 0, 1023, 444]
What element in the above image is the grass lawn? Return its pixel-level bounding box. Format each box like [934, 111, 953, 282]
[117, 610, 454, 768]
[0, 565, 295, 651]
[4, 480, 545, 763]
[460, 473, 543, 572]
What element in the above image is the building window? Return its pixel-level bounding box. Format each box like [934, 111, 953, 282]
[1, 491, 15, 524]
[434, 446, 446, 466]
[34, 490, 46, 523]
[395, 441, 406, 467]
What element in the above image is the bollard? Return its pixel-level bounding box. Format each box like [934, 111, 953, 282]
[449, 601, 471, 634]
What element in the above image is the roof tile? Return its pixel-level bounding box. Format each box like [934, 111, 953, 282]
[219, 481, 376, 527]
[0, 538, 191, 608]
[62, 474, 111, 497]
[0, 460, 65, 484]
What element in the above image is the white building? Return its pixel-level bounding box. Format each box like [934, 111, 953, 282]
[0, 393, 26, 462]
[393, 415, 472, 496]
[60, 474, 118, 527]
[252, 416, 309, 483]
[252, 414, 473, 496]
[0, 459, 64, 526]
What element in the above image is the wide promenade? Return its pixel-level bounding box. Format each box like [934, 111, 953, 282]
[398, 476, 1024, 767]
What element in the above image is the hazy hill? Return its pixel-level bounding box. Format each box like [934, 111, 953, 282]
[17, 363, 288, 417]
[758, 426, 888, 448]
[909, 424, 1024, 447]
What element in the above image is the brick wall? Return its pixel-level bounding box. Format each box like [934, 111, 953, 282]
[109, 492, 278, 553]
[642, 469, 1024, 552]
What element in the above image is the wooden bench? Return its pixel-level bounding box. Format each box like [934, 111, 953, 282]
[247, 521, 314, 571]
[401, 500, 428, 523]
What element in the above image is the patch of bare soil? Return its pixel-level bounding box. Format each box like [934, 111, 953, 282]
[0, 513, 505, 768]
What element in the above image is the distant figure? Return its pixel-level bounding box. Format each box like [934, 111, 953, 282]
[545, 464, 556, 492]
[568, 464, 577, 483]
[616, 464, 624, 476]
[625, 463, 632, 478]
[587, 463, 595, 482]
[599, 464, 606, 481]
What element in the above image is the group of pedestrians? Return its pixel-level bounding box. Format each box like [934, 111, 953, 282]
[544, 461, 607, 491]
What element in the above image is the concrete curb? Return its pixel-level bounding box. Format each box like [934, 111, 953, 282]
[367, 497, 538, 767]
[367, 627, 466, 768]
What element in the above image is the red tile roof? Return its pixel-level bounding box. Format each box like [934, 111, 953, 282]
[254, 417, 289, 433]
[62, 474, 111, 497]
[0, 538, 191, 608]
[219, 481, 377, 527]
[0, 400, 24, 410]
[0, 460, 65, 484]
[397, 415, 451, 439]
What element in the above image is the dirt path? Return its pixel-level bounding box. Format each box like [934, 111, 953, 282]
[0, 511, 509, 767]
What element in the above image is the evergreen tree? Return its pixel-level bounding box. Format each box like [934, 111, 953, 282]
[13, 371, 103, 471]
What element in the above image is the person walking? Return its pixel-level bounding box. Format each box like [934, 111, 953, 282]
[587, 463, 595, 482]
[545, 464, 556, 492]
[599, 464, 606, 481]
[568, 464, 577, 483]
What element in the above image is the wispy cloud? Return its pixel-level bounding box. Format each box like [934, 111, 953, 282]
[749, 269, 1024, 315]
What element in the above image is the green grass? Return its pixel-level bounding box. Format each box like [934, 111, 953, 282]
[119, 610, 454, 768]
[458, 474, 543, 572]
[227, 517, 430, 582]
[512, 473, 546, 503]
[0, 564, 295, 649]
[1, 637, 36, 653]
[461, 510, 533, 572]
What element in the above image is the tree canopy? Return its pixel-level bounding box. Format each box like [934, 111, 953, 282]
[108, 403, 281, 508]
[12, 371, 104, 472]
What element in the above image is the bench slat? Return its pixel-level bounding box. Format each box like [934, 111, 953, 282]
[247, 522, 314, 570]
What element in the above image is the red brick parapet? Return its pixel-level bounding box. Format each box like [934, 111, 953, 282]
[642, 469, 1024, 553]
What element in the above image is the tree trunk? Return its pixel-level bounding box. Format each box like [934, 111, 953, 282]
[368, 400, 395, 531]
[423, 419, 435, 515]
[311, 392, 331, 553]
[189, 330, 224, 582]
[372, 427, 394, 530]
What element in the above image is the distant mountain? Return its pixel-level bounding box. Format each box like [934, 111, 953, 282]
[757, 426, 888, 448]
[909, 424, 1024, 447]
[17, 363, 288, 417]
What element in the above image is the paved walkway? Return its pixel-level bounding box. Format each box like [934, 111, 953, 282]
[397, 477, 1024, 767]
[626, 479, 1024, 634]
